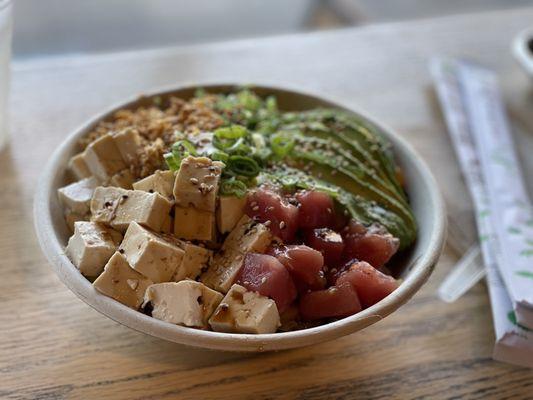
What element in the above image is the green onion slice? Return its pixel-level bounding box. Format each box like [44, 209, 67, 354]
[270, 132, 295, 157]
[213, 125, 248, 151]
[214, 125, 247, 141]
[172, 140, 197, 157]
[265, 96, 277, 113]
[226, 155, 260, 177]
[225, 137, 252, 155]
[164, 153, 179, 171]
[220, 178, 248, 198]
[210, 150, 229, 163]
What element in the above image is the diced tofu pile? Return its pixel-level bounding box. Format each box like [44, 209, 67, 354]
[60, 150, 282, 334]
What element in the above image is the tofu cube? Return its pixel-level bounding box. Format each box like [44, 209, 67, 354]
[66, 221, 122, 277]
[91, 187, 172, 233]
[93, 252, 153, 309]
[109, 169, 134, 189]
[201, 216, 273, 293]
[113, 128, 142, 164]
[216, 195, 246, 234]
[143, 281, 223, 328]
[209, 284, 280, 334]
[133, 170, 175, 200]
[68, 153, 92, 180]
[120, 222, 184, 283]
[173, 156, 223, 212]
[64, 210, 88, 232]
[160, 214, 173, 234]
[173, 206, 215, 241]
[58, 176, 99, 215]
[173, 243, 212, 282]
[84, 133, 126, 181]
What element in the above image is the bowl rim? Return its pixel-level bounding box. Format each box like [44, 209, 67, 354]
[34, 83, 446, 352]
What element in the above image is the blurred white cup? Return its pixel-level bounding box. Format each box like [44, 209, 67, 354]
[0, 0, 12, 151]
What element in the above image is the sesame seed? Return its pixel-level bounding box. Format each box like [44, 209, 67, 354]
[279, 221, 286, 229]
[264, 220, 271, 226]
[252, 205, 259, 211]
[126, 279, 139, 290]
[198, 183, 211, 194]
[190, 177, 199, 185]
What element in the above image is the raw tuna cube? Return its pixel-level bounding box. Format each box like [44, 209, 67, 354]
[336, 261, 399, 308]
[325, 258, 354, 286]
[304, 228, 345, 267]
[236, 253, 297, 312]
[246, 189, 299, 243]
[270, 245, 326, 293]
[342, 220, 399, 268]
[299, 282, 362, 320]
[296, 190, 335, 229]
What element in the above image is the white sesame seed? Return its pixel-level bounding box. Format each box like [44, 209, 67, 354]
[279, 221, 286, 229]
[126, 279, 139, 290]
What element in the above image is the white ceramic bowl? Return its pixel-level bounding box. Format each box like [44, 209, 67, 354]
[34, 84, 446, 352]
[512, 28, 533, 79]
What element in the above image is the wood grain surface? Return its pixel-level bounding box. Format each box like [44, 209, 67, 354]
[2, 7, 533, 399]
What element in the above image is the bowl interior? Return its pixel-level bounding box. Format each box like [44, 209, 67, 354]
[35, 84, 446, 352]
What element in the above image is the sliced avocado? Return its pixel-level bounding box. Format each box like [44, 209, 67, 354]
[281, 110, 406, 200]
[293, 135, 406, 205]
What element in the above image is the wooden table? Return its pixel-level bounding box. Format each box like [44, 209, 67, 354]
[2, 8, 533, 400]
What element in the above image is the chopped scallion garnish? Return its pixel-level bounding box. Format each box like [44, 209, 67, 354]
[270, 132, 295, 157]
[164, 153, 179, 171]
[226, 155, 260, 177]
[220, 178, 248, 198]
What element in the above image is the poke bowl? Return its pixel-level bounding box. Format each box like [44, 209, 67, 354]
[34, 84, 446, 352]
